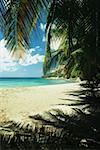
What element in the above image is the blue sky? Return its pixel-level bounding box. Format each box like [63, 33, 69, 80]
[0, 13, 46, 78]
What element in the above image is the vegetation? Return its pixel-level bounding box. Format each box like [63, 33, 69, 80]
[0, 0, 100, 149]
[0, 0, 100, 83]
[0, 0, 48, 58]
[44, 0, 100, 83]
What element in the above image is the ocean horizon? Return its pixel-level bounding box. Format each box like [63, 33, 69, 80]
[0, 77, 75, 88]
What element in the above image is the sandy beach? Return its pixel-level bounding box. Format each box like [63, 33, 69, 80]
[0, 83, 81, 124]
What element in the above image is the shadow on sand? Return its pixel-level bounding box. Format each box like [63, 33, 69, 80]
[0, 81, 100, 149]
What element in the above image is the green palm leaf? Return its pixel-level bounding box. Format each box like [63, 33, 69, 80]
[0, 0, 48, 58]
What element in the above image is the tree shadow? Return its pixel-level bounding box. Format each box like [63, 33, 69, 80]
[58, 81, 100, 112]
[69, 81, 100, 112]
[28, 81, 100, 149]
[0, 81, 100, 149]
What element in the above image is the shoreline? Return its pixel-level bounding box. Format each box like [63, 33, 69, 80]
[0, 82, 81, 124]
[0, 81, 78, 89]
[0, 78, 78, 89]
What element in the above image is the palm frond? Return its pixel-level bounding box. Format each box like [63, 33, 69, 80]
[43, 0, 83, 77]
[44, 0, 100, 81]
[0, 0, 48, 58]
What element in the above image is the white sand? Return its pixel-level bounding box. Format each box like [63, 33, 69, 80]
[0, 83, 81, 124]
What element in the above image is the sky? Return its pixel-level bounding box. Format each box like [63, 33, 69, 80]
[0, 12, 46, 78]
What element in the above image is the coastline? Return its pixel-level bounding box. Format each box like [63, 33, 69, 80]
[0, 82, 81, 124]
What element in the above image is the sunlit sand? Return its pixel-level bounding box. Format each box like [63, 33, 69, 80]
[0, 83, 81, 124]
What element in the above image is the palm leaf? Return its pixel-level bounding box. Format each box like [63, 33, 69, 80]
[0, 0, 48, 58]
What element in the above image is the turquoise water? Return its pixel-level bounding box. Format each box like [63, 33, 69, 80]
[0, 78, 74, 88]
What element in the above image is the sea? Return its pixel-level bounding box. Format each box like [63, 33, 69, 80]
[0, 78, 75, 88]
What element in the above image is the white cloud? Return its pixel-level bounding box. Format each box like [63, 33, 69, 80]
[19, 53, 44, 66]
[29, 48, 36, 53]
[29, 46, 40, 53]
[35, 46, 40, 49]
[42, 36, 46, 42]
[0, 39, 44, 72]
[0, 39, 18, 72]
[40, 23, 46, 32]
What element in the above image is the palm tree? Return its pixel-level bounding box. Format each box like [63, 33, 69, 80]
[0, 0, 48, 58]
[43, 0, 82, 77]
[1, 0, 99, 82]
[44, 0, 100, 83]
